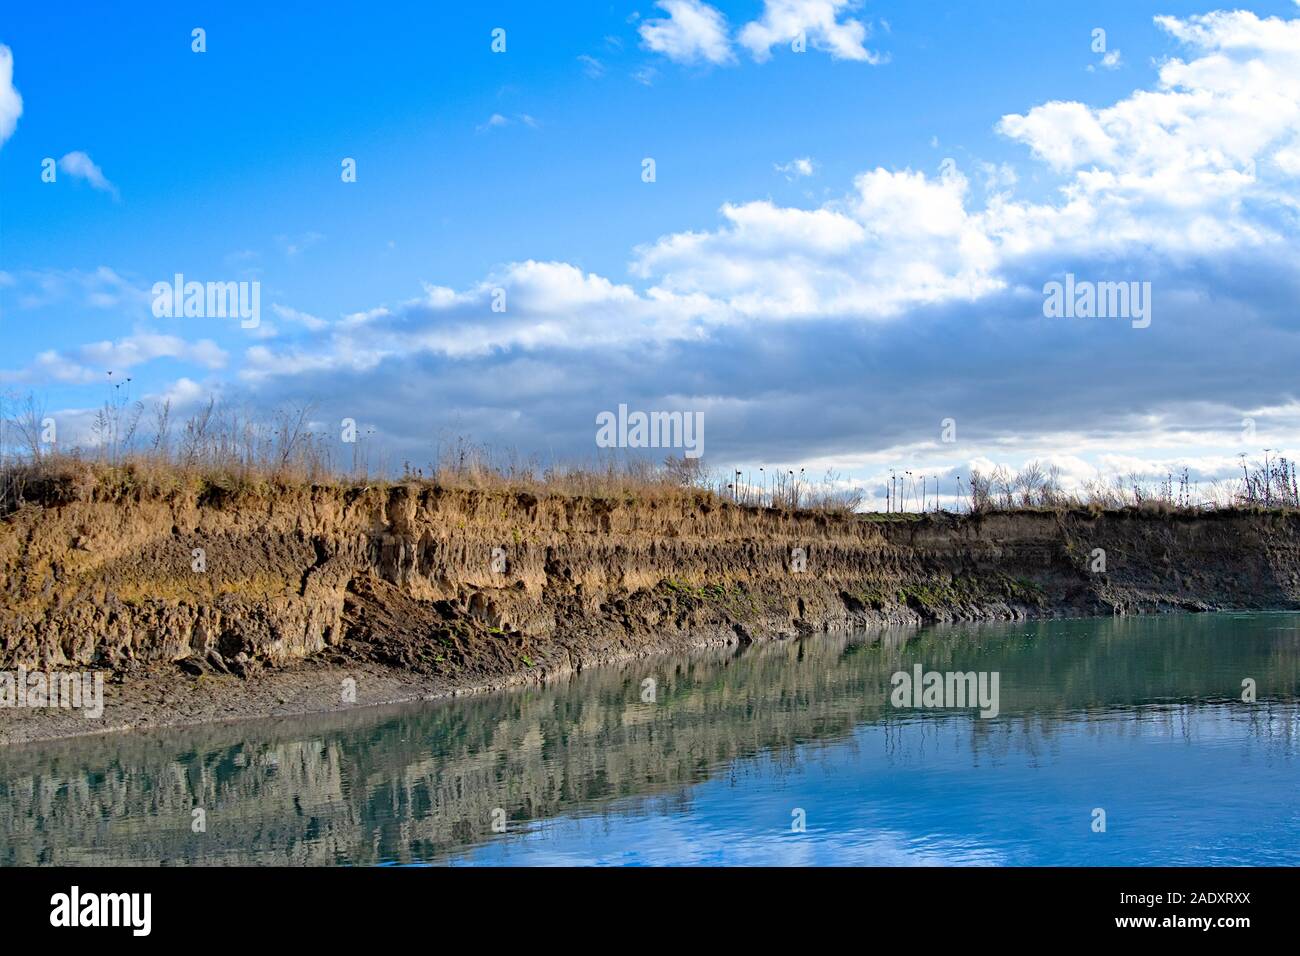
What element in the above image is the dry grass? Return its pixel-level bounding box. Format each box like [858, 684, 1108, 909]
[965, 459, 1299, 516]
[1, 391, 872, 512]
[0, 394, 864, 516]
[4, 392, 1292, 519]
[0, 450, 869, 517]
[0, 391, 862, 514]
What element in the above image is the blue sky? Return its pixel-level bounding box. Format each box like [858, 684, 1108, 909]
[3, 1, 1300, 506]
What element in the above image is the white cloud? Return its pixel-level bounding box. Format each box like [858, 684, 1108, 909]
[0, 44, 21, 148]
[271, 303, 328, 331]
[629, 8, 1300, 325]
[240, 9, 1300, 384]
[154, 376, 207, 408]
[632, 169, 999, 319]
[577, 54, 605, 78]
[997, 101, 1115, 172]
[1006, 11, 1300, 187]
[58, 151, 118, 198]
[992, 10, 1300, 255]
[321, 8, 1300, 361]
[242, 260, 726, 378]
[20, 7, 1300, 481]
[639, 0, 735, 65]
[774, 156, 816, 179]
[979, 161, 1017, 194]
[739, 0, 882, 63]
[1087, 49, 1123, 72]
[76, 334, 227, 372]
[476, 112, 538, 132]
[6, 266, 149, 311]
[1276, 144, 1300, 174]
[2, 333, 227, 385]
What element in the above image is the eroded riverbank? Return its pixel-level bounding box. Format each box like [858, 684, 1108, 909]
[4, 482, 1300, 742]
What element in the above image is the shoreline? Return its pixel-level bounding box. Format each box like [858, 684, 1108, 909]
[5, 483, 1300, 746]
[0, 619, 755, 747]
[4, 605, 1291, 747]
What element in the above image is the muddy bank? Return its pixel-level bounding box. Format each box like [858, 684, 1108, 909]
[3, 483, 1299, 742]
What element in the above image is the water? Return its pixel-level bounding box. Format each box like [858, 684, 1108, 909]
[2, 612, 1298, 866]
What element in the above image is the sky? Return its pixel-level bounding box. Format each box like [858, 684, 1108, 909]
[3, 0, 1300, 508]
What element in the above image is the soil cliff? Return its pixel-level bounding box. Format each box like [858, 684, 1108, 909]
[2, 482, 1298, 739]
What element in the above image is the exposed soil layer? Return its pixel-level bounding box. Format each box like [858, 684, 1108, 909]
[3, 484, 1299, 743]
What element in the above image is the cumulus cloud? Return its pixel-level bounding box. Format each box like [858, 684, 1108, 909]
[1004, 11, 1300, 190]
[638, 0, 886, 69]
[2, 333, 227, 385]
[243, 260, 725, 379]
[22, 8, 1300, 490]
[223, 8, 1300, 476]
[738, 0, 882, 63]
[631, 169, 1000, 319]
[0, 44, 20, 147]
[57, 151, 119, 198]
[628, 6, 1300, 327]
[775, 156, 816, 179]
[628, 7, 1300, 327]
[476, 112, 538, 132]
[271, 303, 328, 331]
[979, 161, 1017, 194]
[6, 266, 149, 311]
[1090, 49, 1123, 71]
[639, 0, 735, 65]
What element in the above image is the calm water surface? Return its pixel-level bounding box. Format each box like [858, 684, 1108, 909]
[2, 612, 1298, 866]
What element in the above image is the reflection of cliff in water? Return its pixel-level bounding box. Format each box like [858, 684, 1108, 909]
[2, 614, 1298, 866]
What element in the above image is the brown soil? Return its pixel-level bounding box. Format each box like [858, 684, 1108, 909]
[3, 483, 1299, 743]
